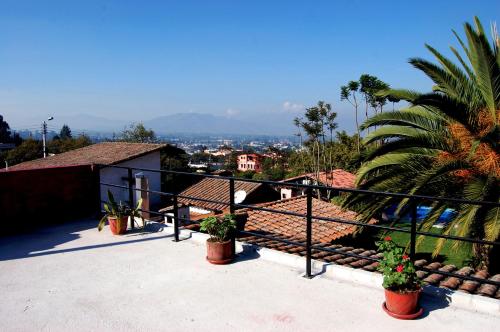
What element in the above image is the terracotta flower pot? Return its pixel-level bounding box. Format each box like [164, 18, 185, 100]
[384, 288, 421, 317]
[206, 239, 234, 264]
[108, 216, 128, 235]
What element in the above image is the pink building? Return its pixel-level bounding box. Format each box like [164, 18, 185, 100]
[237, 153, 262, 172]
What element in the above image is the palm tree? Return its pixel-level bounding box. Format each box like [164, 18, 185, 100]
[343, 17, 499, 270]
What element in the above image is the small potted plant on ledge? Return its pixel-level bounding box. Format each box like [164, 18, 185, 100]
[98, 190, 143, 235]
[200, 214, 236, 264]
[377, 236, 423, 319]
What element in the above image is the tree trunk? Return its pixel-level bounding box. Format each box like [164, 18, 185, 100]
[473, 243, 491, 271]
[353, 94, 360, 153]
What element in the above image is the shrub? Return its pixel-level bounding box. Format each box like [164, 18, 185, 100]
[200, 214, 236, 242]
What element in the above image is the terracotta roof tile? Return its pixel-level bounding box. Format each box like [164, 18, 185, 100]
[8, 142, 166, 171]
[241, 196, 377, 243]
[439, 267, 474, 289]
[476, 274, 500, 297]
[177, 177, 263, 212]
[423, 264, 455, 284]
[459, 270, 489, 293]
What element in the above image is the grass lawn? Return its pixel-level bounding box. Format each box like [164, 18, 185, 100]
[375, 222, 472, 268]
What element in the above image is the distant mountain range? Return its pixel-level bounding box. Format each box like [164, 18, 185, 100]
[12, 112, 297, 136]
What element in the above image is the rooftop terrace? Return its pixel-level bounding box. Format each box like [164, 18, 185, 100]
[0, 219, 498, 331]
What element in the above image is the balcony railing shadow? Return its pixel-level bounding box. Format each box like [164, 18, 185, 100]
[0, 219, 173, 261]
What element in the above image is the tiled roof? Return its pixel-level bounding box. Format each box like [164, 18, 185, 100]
[178, 177, 262, 212]
[241, 196, 377, 243]
[282, 170, 356, 189]
[236, 234, 500, 299]
[8, 142, 166, 171]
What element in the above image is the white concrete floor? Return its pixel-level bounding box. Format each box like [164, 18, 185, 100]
[0, 220, 498, 332]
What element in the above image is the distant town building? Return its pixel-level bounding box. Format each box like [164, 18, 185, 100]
[237, 153, 262, 172]
[210, 147, 232, 157]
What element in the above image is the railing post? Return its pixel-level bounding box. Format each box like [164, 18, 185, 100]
[410, 201, 417, 261]
[171, 173, 179, 242]
[127, 168, 135, 230]
[229, 178, 235, 214]
[305, 187, 313, 278]
[173, 193, 179, 242]
[229, 178, 235, 255]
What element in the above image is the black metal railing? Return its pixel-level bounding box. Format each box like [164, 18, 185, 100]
[97, 164, 500, 287]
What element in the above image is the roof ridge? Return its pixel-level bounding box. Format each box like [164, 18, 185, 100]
[8, 142, 167, 171]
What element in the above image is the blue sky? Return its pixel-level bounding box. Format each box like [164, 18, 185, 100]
[1, 1, 499, 134]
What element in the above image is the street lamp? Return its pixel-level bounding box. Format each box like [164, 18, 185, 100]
[42, 116, 54, 158]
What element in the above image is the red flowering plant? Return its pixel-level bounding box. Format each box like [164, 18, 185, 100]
[376, 236, 421, 292]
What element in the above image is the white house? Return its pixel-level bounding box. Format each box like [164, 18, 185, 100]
[7, 142, 166, 206]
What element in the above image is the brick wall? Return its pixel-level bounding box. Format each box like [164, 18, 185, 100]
[0, 165, 99, 234]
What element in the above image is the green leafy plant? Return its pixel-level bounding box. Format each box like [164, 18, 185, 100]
[98, 190, 144, 231]
[200, 214, 236, 242]
[377, 236, 421, 292]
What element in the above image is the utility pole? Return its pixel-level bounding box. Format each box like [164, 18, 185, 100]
[42, 116, 54, 158]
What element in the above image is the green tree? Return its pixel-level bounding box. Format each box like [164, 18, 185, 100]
[343, 17, 500, 270]
[359, 75, 390, 133]
[341, 81, 361, 152]
[287, 131, 361, 175]
[59, 125, 72, 139]
[387, 95, 401, 111]
[294, 101, 339, 194]
[259, 153, 287, 181]
[5, 139, 43, 165]
[0, 115, 12, 142]
[48, 134, 92, 154]
[224, 151, 239, 171]
[370, 79, 390, 115]
[120, 123, 157, 143]
[359, 74, 379, 127]
[160, 144, 192, 193]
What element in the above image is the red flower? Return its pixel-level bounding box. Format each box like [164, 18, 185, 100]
[396, 265, 404, 273]
[402, 254, 409, 260]
[384, 236, 392, 241]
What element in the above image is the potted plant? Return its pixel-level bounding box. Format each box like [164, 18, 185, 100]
[377, 236, 423, 319]
[200, 214, 236, 264]
[98, 190, 143, 235]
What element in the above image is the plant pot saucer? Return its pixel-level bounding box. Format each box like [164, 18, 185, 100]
[206, 256, 233, 265]
[382, 302, 424, 320]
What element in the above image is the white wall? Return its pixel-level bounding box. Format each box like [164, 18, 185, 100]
[100, 151, 162, 207]
[281, 188, 292, 200]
